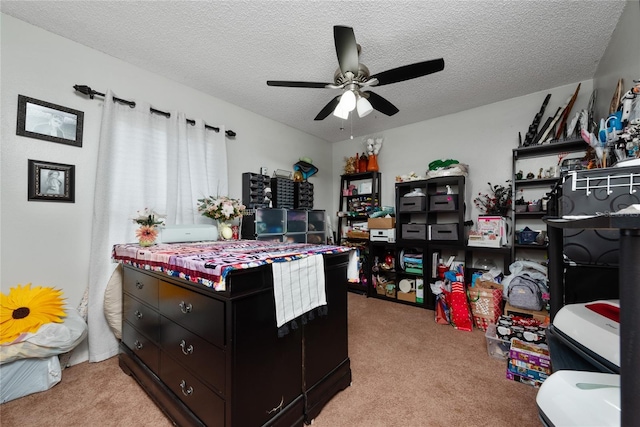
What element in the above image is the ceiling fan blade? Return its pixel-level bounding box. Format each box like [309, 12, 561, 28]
[364, 91, 399, 116]
[314, 95, 342, 120]
[334, 26, 359, 75]
[371, 58, 445, 86]
[267, 80, 332, 89]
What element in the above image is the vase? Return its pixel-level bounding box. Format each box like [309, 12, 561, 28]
[366, 153, 379, 172]
[136, 225, 158, 247]
[218, 221, 234, 240]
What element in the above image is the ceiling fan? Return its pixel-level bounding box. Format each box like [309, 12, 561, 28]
[267, 25, 445, 121]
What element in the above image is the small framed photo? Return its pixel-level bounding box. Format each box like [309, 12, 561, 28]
[359, 182, 373, 194]
[17, 95, 84, 147]
[28, 159, 75, 203]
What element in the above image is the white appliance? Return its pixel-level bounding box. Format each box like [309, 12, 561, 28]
[369, 228, 395, 243]
[158, 224, 218, 243]
[537, 370, 620, 427]
[551, 300, 620, 373]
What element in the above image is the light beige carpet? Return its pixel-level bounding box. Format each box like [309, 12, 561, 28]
[1, 293, 540, 426]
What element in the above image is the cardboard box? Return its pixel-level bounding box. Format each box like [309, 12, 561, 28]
[507, 360, 550, 382]
[509, 357, 552, 375]
[504, 302, 549, 324]
[467, 233, 502, 248]
[397, 290, 416, 303]
[367, 217, 395, 229]
[509, 339, 551, 369]
[469, 216, 507, 247]
[496, 314, 548, 344]
[505, 371, 543, 388]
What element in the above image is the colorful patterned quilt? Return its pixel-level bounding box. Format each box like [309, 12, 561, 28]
[112, 240, 353, 291]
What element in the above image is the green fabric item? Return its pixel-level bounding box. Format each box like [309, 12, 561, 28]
[428, 159, 460, 171]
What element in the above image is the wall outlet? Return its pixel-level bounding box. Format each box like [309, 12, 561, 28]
[261, 167, 268, 176]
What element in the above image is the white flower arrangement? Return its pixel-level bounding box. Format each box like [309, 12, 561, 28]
[197, 196, 246, 222]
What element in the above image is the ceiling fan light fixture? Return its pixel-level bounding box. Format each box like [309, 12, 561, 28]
[337, 89, 356, 112]
[356, 95, 373, 118]
[333, 103, 350, 120]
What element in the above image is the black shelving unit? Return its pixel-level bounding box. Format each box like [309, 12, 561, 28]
[338, 172, 381, 294]
[511, 137, 587, 261]
[545, 214, 640, 426]
[388, 176, 466, 310]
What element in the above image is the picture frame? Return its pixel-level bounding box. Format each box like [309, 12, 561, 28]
[28, 159, 75, 203]
[16, 95, 84, 147]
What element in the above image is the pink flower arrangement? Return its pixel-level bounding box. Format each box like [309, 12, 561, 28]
[132, 208, 165, 247]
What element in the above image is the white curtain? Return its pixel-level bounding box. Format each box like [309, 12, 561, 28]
[86, 90, 227, 362]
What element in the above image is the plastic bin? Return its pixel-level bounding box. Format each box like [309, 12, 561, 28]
[485, 323, 510, 360]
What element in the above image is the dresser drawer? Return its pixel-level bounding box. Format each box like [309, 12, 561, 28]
[160, 317, 225, 395]
[123, 267, 159, 308]
[123, 294, 160, 341]
[160, 352, 225, 427]
[122, 321, 160, 373]
[159, 281, 225, 347]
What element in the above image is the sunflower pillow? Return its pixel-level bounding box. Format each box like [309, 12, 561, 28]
[0, 284, 87, 364]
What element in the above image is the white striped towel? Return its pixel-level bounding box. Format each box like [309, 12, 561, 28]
[271, 254, 326, 328]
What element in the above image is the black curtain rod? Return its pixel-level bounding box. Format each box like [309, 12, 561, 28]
[73, 85, 236, 138]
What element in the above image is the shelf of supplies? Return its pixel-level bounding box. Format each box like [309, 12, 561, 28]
[343, 193, 374, 198]
[343, 215, 370, 220]
[515, 178, 559, 188]
[513, 137, 587, 159]
[465, 246, 512, 253]
[514, 243, 549, 250]
[515, 211, 547, 218]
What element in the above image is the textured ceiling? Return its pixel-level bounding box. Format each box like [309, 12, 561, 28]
[1, 1, 627, 143]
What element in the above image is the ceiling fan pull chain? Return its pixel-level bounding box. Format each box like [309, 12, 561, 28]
[350, 114, 354, 139]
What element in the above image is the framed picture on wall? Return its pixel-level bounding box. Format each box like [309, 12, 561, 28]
[28, 159, 75, 203]
[16, 95, 84, 147]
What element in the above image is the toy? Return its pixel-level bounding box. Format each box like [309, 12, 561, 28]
[344, 155, 357, 174]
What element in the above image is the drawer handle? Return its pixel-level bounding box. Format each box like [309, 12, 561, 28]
[179, 380, 193, 397]
[134, 310, 143, 319]
[179, 301, 193, 314]
[266, 396, 284, 414]
[135, 280, 144, 289]
[180, 339, 194, 355]
[134, 340, 143, 350]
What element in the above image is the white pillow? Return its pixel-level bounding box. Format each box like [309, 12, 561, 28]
[103, 263, 123, 340]
[0, 308, 87, 365]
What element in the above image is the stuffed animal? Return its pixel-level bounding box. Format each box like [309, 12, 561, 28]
[344, 156, 357, 174]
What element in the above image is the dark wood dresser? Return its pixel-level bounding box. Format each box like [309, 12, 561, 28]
[119, 252, 351, 427]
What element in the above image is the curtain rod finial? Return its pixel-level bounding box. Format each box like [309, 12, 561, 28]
[73, 84, 100, 99]
[226, 130, 236, 138]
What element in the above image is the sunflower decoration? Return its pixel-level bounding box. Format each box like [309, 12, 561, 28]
[1, 283, 66, 344]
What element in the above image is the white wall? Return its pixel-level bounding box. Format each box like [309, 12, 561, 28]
[593, 0, 640, 118]
[331, 80, 594, 226]
[0, 14, 332, 309]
